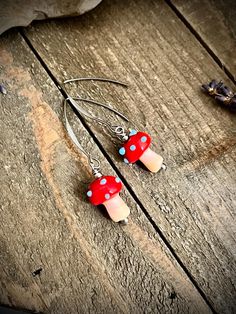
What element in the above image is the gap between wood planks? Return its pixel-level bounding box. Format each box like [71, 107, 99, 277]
[19, 29, 217, 314]
[165, 0, 236, 85]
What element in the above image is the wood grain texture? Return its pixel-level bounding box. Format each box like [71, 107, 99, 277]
[0, 32, 211, 313]
[23, 0, 236, 313]
[171, 0, 236, 81]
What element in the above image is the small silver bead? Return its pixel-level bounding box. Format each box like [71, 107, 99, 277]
[161, 163, 167, 171]
[119, 218, 128, 225]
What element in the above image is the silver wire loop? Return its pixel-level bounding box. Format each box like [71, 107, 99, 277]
[65, 96, 129, 141]
[110, 125, 129, 141]
[64, 99, 102, 177]
[88, 157, 102, 177]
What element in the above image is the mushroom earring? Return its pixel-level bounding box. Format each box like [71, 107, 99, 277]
[119, 130, 165, 173]
[63, 99, 130, 224]
[63, 77, 166, 173]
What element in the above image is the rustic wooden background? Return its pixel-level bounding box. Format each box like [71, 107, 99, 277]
[0, 0, 235, 313]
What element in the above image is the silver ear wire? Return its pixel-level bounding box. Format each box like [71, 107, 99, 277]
[64, 77, 128, 88]
[65, 96, 129, 141]
[66, 96, 129, 122]
[63, 76, 130, 141]
[64, 100, 102, 177]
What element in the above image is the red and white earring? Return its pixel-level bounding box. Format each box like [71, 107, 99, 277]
[118, 130, 166, 173]
[64, 99, 130, 224]
[64, 77, 166, 173]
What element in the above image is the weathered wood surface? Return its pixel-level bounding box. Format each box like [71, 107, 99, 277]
[171, 0, 236, 81]
[23, 0, 236, 313]
[0, 32, 212, 313]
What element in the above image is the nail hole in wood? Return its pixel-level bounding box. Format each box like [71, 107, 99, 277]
[32, 268, 42, 277]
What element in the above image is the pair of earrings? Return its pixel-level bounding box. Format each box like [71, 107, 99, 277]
[63, 77, 165, 224]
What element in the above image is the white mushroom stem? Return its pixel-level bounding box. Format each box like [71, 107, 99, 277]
[139, 147, 164, 173]
[103, 194, 130, 222]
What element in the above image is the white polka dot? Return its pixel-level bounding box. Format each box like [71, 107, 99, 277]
[119, 147, 126, 155]
[129, 129, 137, 136]
[124, 158, 129, 164]
[100, 178, 107, 185]
[105, 193, 110, 200]
[87, 190, 92, 197]
[115, 177, 121, 183]
[141, 136, 147, 143]
[130, 145, 136, 151]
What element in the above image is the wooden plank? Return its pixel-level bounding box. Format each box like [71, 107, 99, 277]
[170, 0, 236, 81]
[0, 32, 211, 313]
[23, 0, 236, 313]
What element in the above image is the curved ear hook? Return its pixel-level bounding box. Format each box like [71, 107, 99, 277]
[64, 99, 102, 177]
[64, 77, 128, 88]
[65, 95, 129, 123]
[65, 96, 129, 141]
[63, 76, 130, 141]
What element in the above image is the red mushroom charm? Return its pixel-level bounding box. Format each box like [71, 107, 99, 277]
[119, 130, 164, 173]
[87, 175, 130, 223]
